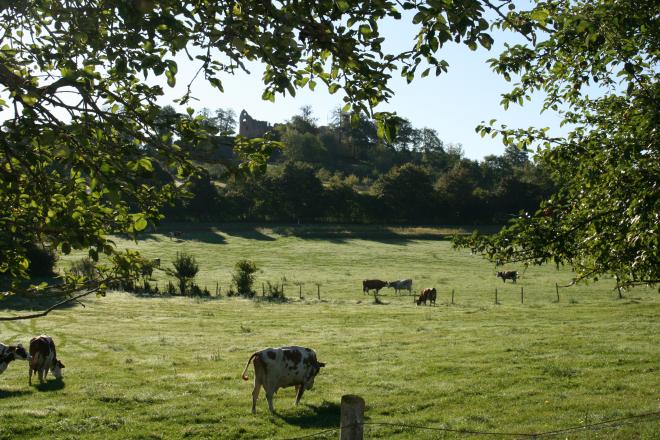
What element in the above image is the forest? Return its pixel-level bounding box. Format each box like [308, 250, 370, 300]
[165, 106, 554, 224]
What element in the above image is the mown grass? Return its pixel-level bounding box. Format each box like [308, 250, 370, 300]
[1, 225, 658, 439]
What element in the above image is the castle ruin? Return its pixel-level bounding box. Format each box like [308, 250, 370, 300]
[239, 110, 272, 138]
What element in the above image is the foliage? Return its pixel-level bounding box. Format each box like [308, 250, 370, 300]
[25, 243, 58, 278]
[232, 259, 258, 297]
[171, 252, 200, 295]
[459, 0, 660, 288]
[1, 0, 501, 304]
[69, 257, 100, 281]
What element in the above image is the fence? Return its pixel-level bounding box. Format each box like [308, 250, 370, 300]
[283, 396, 660, 439]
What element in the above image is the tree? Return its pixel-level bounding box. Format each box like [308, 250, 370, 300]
[374, 164, 437, 222]
[0, 0, 523, 316]
[458, 0, 659, 288]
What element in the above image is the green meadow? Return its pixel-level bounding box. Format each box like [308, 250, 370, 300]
[1, 225, 658, 439]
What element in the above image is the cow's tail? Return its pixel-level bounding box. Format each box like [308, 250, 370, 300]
[241, 352, 258, 381]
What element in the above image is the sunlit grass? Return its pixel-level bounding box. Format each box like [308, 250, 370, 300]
[2, 225, 658, 439]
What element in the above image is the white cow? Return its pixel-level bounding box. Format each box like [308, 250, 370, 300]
[241, 346, 325, 414]
[0, 342, 29, 375]
[387, 279, 413, 295]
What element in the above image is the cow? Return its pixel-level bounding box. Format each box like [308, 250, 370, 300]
[241, 346, 325, 414]
[28, 335, 64, 385]
[0, 342, 29, 375]
[497, 270, 518, 283]
[388, 279, 413, 295]
[362, 279, 387, 295]
[416, 287, 437, 306]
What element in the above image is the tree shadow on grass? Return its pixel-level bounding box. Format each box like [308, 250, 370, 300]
[0, 292, 77, 313]
[277, 400, 340, 429]
[0, 389, 31, 399]
[219, 225, 276, 241]
[35, 379, 65, 392]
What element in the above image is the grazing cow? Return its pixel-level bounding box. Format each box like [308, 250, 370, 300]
[0, 342, 29, 375]
[28, 335, 64, 385]
[497, 271, 518, 283]
[241, 346, 325, 414]
[362, 279, 388, 295]
[416, 288, 437, 306]
[388, 279, 413, 295]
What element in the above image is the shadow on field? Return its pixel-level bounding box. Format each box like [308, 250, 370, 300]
[220, 226, 275, 241]
[278, 400, 340, 429]
[35, 379, 65, 392]
[0, 293, 77, 313]
[0, 389, 31, 399]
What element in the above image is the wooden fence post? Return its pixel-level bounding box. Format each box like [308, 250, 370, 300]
[495, 288, 498, 305]
[555, 283, 560, 302]
[451, 289, 455, 305]
[340, 395, 365, 440]
[262, 283, 265, 296]
[215, 282, 219, 296]
[520, 286, 524, 304]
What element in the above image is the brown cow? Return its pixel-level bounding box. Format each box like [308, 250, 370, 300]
[241, 346, 325, 414]
[497, 271, 518, 283]
[416, 288, 437, 306]
[362, 279, 387, 295]
[29, 335, 64, 385]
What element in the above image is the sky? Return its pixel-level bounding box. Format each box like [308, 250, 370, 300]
[156, 15, 564, 161]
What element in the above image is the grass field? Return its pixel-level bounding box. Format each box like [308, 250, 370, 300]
[1, 224, 658, 439]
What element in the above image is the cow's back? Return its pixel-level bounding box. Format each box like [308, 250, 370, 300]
[29, 335, 53, 370]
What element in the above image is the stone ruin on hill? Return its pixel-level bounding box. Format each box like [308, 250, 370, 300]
[239, 110, 271, 138]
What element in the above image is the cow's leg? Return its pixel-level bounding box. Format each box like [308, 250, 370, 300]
[251, 379, 262, 414]
[38, 368, 45, 384]
[28, 367, 33, 385]
[265, 387, 276, 413]
[295, 385, 305, 405]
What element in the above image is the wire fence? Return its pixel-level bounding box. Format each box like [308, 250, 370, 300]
[282, 410, 660, 439]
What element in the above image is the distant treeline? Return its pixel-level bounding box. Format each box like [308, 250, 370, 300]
[161, 106, 554, 224]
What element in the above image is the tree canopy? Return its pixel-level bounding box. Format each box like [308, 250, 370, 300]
[0, 0, 497, 300]
[1, 0, 657, 307]
[457, 0, 659, 288]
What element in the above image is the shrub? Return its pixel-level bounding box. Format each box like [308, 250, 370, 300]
[166, 281, 177, 295]
[232, 259, 257, 296]
[26, 243, 58, 277]
[172, 252, 199, 295]
[70, 257, 99, 281]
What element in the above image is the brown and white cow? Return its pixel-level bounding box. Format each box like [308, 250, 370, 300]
[416, 287, 437, 306]
[28, 335, 64, 385]
[497, 271, 518, 283]
[241, 346, 325, 414]
[0, 342, 29, 375]
[362, 279, 388, 295]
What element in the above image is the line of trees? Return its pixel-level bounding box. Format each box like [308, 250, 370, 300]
[165, 108, 554, 224]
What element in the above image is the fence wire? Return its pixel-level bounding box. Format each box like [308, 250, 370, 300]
[282, 410, 660, 439]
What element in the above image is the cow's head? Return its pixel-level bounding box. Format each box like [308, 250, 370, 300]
[13, 344, 29, 361]
[304, 359, 325, 390]
[52, 359, 65, 379]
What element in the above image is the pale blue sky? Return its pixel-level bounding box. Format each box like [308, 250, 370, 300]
[158, 16, 563, 161]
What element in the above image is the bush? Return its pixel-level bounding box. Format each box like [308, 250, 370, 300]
[26, 243, 58, 277]
[69, 257, 99, 280]
[232, 259, 257, 296]
[172, 252, 199, 295]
